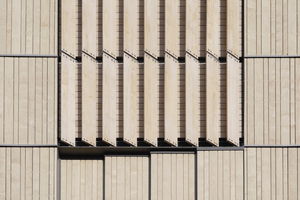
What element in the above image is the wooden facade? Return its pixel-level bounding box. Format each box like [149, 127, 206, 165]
[1, 0, 300, 199]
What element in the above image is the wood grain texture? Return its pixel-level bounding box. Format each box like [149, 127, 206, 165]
[82, 0, 97, 58]
[164, 54, 179, 146]
[144, 0, 158, 58]
[105, 156, 149, 200]
[123, 53, 138, 146]
[207, 0, 220, 58]
[82, 54, 97, 146]
[61, 53, 76, 146]
[206, 55, 219, 146]
[144, 54, 158, 146]
[102, 53, 117, 146]
[198, 150, 243, 200]
[61, 159, 103, 200]
[152, 153, 195, 200]
[227, 0, 240, 57]
[165, 0, 179, 58]
[227, 55, 240, 146]
[124, 0, 138, 58]
[186, 0, 200, 58]
[62, 0, 76, 57]
[185, 54, 200, 146]
[103, 0, 117, 58]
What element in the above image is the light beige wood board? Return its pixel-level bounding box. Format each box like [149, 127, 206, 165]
[123, 53, 138, 146]
[62, 0, 76, 58]
[82, 0, 97, 58]
[206, 0, 220, 58]
[185, 54, 199, 146]
[144, 54, 158, 146]
[1, 147, 57, 199]
[164, 54, 179, 146]
[82, 54, 97, 146]
[60, 159, 103, 200]
[103, 0, 117, 58]
[124, 0, 138, 58]
[165, 0, 179, 58]
[206, 55, 219, 146]
[227, 54, 240, 146]
[105, 156, 148, 200]
[61, 53, 76, 146]
[102, 53, 117, 146]
[151, 153, 195, 200]
[144, 0, 158, 58]
[186, 0, 200, 58]
[227, 0, 240, 57]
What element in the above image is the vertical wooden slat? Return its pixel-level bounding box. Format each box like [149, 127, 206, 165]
[11, 0, 21, 54]
[0, 57, 3, 143]
[82, 54, 97, 146]
[41, 0, 50, 54]
[296, 59, 300, 144]
[0, 0, 7, 54]
[144, 0, 158, 58]
[186, 0, 200, 58]
[47, 58, 56, 144]
[207, 0, 220, 58]
[254, 59, 263, 144]
[61, 0, 76, 58]
[19, 58, 28, 144]
[144, 54, 158, 146]
[82, 0, 97, 58]
[103, 0, 117, 58]
[227, 55, 240, 146]
[164, 55, 178, 146]
[261, 0, 270, 55]
[227, 0, 240, 57]
[165, 0, 179, 58]
[288, 148, 297, 199]
[61, 53, 76, 146]
[102, 53, 117, 146]
[185, 54, 199, 146]
[123, 54, 138, 146]
[281, 59, 290, 145]
[206, 55, 219, 146]
[124, 0, 138, 58]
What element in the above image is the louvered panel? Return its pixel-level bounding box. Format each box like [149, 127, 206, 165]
[206, 55, 219, 146]
[103, 0, 117, 58]
[227, 55, 240, 146]
[186, 0, 200, 58]
[165, 0, 179, 58]
[82, 0, 97, 58]
[144, 0, 158, 58]
[144, 54, 158, 146]
[185, 54, 199, 146]
[227, 0, 240, 57]
[82, 54, 97, 146]
[62, 0, 76, 58]
[61, 53, 76, 146]
[102, 53, 117, 146]
[123, 53, 138, 146]
[207, 0, 220, 58]
[164, 54, 179, 146]
[124, 0, 138, 58]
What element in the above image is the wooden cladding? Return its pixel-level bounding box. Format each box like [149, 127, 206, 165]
[0, 57, 57, 145]
[0, 0, 57, 55]
[105, 156, 149, 200]
[0, 147, 57, 199]
[245, 58, 300, 145]
[245, 0, 300, 55]
[59, 0, 243, 147]
[197, 150, 244, 200]
[60, 159, 103, 200]
[245, 148, 300, 199]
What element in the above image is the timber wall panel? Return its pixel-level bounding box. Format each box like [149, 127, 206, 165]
[245, 0, 300, 55]
[103, 0, 117, 58]
[165, 0, 179, 58]
[186, 0, 200, 58]
[105, 156, 149, 200]
[197, 150, 243, 200]
[0, 147, 57, 200]
[245, 148, 300, 199]
[151, 153, 195, 200]
[0, 0, 57, 55]
[60, 159, 103, 200]
[124, 0, 138, 58]
[207, 0, 220, 58]
[245, 58, 300, 145]
[144, 0, 158, 58]
[0, 57, 57, 145]
[82, 54, 97, 146]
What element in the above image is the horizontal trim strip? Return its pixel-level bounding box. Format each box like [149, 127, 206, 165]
[244, 145, 300, 148]
[0, 144, 58, 147]
[245, 55, 300, 58]
[0, 54, 58, 57]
